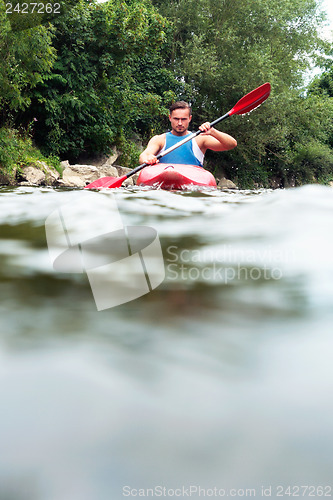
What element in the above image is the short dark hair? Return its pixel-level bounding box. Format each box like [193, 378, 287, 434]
[169, 101, 192, 115]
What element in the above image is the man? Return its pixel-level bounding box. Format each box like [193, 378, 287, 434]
[139, 101, 237, 166]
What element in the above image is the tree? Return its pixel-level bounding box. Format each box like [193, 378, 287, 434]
[0, 3, 55, 120]
[151, 0, 331, 185]
[24, 0, 181, 160]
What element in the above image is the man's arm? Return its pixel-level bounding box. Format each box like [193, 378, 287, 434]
[139, 134, 165, 165]
[196, 122, 237, 153]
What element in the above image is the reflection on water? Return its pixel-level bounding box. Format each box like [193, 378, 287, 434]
[1, 185, 333, 499]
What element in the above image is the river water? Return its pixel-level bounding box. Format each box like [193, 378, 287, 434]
[1, 184, 333, 499]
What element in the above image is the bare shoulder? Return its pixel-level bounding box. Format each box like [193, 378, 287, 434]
[194, 134, 208, 154]
[142, 133, 165, 156]
[148, 133, 165, 148]
[194, 135, 205, 147]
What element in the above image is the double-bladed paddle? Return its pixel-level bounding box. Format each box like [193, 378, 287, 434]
[85, 82, 271, 189]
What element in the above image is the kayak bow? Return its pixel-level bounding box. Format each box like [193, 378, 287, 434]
[136, 164, 217, 190]
[84, 82, 271, 190]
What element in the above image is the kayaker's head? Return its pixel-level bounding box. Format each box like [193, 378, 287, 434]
[169, 101, 192, 136]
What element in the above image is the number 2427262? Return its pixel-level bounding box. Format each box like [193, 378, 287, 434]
[6, 3, 61, 14]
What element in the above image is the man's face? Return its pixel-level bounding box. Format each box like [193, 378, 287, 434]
[169, 108, 192, 135]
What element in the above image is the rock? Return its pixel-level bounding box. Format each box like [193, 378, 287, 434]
[217, 177, 238, 189]
[60, 164, 100, 188]
[115, 166, 131, 177]
[18, 162, 59, 186]
[114, 166, 139, 186]
[56, 162, 141, 188]
[0, 170, 15, 185]
[20, 166, 46, 185]
[36, 161, 60, 185]
[97, 165, 119, 178]
[59, 164, 121, 187]
[60, 160, 70, 170]
[101, 147, 121, 167]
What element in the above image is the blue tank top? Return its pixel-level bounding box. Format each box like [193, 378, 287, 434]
[159, 132, 204, 166]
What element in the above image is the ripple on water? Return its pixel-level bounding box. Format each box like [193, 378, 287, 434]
[1, 184, 333, 497]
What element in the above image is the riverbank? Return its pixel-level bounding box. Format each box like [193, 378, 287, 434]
[0, 156, 238, 189]
[1, 127, 330, 190]
[3, 154, 333, 190]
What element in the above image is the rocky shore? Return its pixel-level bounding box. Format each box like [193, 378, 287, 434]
[1, 149, 238, 189]
[17, 160, 141, 189]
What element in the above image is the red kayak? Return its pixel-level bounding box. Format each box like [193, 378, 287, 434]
[136, 164, 217, 190]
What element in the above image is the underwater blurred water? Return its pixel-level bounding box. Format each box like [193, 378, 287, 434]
[1, 184, 333, 499]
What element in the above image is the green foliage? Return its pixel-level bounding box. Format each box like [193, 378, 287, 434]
[153, 0, 326, 98]
[151, 0, 331, 186]
[270, 93, 333, 185]
[24, 0, 181, 160]
[1, 0, 333, 185]
[308, 65, 333, 148]
[290, 140, 333, 183]
[116, 134, 142, 169]
[0, 128, 21, 176]
[0, 2, 55, 115]
[4, 0, 81, 32]
[0, 127, 60, 181]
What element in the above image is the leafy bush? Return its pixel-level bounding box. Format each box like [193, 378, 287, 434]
[0, 127, 60, 182]
[291, 140, 333, 184]
[23, 0, 180, 160]
[0, 128, 21, 178]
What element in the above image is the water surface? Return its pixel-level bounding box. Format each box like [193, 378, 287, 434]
[1, 184, 333, 499]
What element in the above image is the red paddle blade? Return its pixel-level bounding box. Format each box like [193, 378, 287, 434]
[84, 175, 127, 189]
[229, 82, 271, 116]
